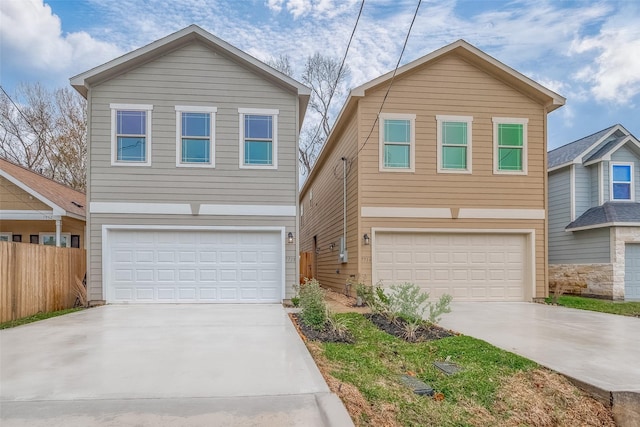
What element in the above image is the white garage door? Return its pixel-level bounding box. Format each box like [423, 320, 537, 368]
[374, 232, 528, 301]
[625, 243, 640, 301]
[107, 229, 282, 303]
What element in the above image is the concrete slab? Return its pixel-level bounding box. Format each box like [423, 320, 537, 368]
[0, 305, 353, 426]
[439, 302, 640, 393]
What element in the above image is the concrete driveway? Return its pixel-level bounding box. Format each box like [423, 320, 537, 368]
[439, 302, 640, 393]
[0, 305, 352, 426]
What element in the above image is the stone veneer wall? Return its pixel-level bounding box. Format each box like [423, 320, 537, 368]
[612, 226, 640, 300]
[548, 264, 614, 299]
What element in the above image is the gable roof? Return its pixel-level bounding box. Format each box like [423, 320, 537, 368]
[566, 202, 640, 231]
[70, 24, 311, 126]
[0, 158, 86, 219]
[301, 39, 566, 195]
[547, 124, 636, 170]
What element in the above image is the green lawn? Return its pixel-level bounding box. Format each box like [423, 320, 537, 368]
[546, 295, 640, 317]
[0, 307, 84, 330]
[319, 314, 538, 426]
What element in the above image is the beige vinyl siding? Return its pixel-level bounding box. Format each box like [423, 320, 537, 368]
[0, 177, 51, 211]
[89, 41, 298, 205]
[300, 112, 359, 292]
[0, 217, 85, 247]
[88, 214, 296, 301]
[358, 55, 546, 209]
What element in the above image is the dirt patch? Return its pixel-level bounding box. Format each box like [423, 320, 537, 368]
[324, 288, 371, 314]
[365, 313, 455, 342]
[306, 341, 400, 427]
[289, 313, 355, 344]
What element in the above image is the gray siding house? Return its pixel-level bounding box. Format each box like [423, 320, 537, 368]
[71, 25, 310, 304]
[548, 124, 640, 300]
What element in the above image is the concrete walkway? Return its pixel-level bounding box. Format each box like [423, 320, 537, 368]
[0, 305, 353, 427]
[439, 302, 640, 393]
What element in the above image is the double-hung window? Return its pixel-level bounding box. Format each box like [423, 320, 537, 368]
[111, 104, 153, 166]
[436, 115, 472, 173]
[379, 113, 416, 172]
[611, 163, 633, 201]
[0, 232, 12, 242]
[239, 108, 278, 169]
[39, 233, 71, 247]
[493, 117, 528, 174]
[175, 106, 216, 167]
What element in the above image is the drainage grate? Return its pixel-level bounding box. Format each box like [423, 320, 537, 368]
[400, 375, 434, 396]
[434, 361, 462, 376]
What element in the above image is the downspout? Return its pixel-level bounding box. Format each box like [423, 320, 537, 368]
[340, 157, 348, 263]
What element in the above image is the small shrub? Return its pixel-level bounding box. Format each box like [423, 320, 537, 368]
[299, 278, 328, 330]
[427, 293, 452, 324]
[291, 283, 300, 307]
[388, 282, 430, 323]
[327, 312, 349, 339]
[355, 281, 373, 306]
[401, 320, 422, 342]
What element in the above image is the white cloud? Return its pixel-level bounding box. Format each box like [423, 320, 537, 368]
[265, 0, 359, 19]
[0, 0, 121, 86]
[571, 25, 640, 104]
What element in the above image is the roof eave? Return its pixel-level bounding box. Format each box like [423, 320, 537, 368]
[567, 221, 640, 232]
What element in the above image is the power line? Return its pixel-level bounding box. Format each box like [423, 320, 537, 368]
[357, 0, 422, 156]
[305, 0, 365, 161]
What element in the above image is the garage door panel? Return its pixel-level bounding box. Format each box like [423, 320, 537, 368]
[375, 232, 527, 302]
[107, 230, 282, 303]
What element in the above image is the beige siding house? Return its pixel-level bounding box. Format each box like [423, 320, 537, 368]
[71, 25, 310, 304]
[0, 158, 85, 247]
[300, 40, 565, 302]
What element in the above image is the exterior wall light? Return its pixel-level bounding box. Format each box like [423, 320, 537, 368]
[363, 233, 370, 245]
[287, 232, 294, 244]
[329, 242, 335, 251]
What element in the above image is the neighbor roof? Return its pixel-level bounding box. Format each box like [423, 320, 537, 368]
[566, 202, 640, 231]
[70, 24, 311, 126]
[301, 39, 566, 195]
[0, 158, 86, 219]
[547, 124, 638, 170]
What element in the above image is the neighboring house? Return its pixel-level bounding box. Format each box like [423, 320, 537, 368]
[70, 25, 310, 305]
[548, 125, 640, 300]
[300, 40, 565, 302]
[0, 158, 86, 247]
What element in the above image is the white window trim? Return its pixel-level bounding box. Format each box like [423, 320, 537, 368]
[175, 106, 217, 168]
[436, 115, 473, 174]
[110, 103, 153, 167]
[610, 161, 634, 201]
[39, 232, 71, 247]
[493, 117, 528, 175]
[0, 232, 12, 242]
[238, 108, 279, 170]
[379, 113, 416, 172]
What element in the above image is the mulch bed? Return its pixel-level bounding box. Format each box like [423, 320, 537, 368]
[290, 313, 355, 344]
[365, 313, 456, 342]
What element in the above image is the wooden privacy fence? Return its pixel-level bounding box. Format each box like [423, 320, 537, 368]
[0, 241, 86, 323]
[300, 251, 314, 283]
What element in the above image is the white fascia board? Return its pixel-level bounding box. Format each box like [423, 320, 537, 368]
[0, 170, 66, 215]
[90, 202, 295, 217]
[566, 222, 640, 232]
[547, 162, 572, 173]
[458, 208, 545, 220]
[361, 207, 451, 218]
[577, 124, 630, 163]
[0, 210, 56, 220]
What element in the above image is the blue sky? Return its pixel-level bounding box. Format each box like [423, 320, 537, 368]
[1, 0, 639, 149]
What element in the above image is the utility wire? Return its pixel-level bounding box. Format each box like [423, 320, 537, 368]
[305, 0, 365, 161]
[357, 0, 422, 156]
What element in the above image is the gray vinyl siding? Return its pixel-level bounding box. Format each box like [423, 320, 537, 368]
[88, 214, 296, 301]
[574, 164, 591, 218]
[548, 167, 611, 264]
[88, 41, 298, 205]
[86, 41, 300, 301]
[610, 145, 640, 201]
[590, 164, 599, 206]
[602, 160, 610, 201]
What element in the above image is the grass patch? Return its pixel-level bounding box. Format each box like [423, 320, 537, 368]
[0, 307, 84, 330]
[312, 313, 613, 426]
[320, 314, 536, 426]
[546, 295, 640, 317]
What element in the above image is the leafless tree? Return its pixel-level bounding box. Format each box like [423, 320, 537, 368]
[268, 53, 350, 176]
[0, 83, 87, 191]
